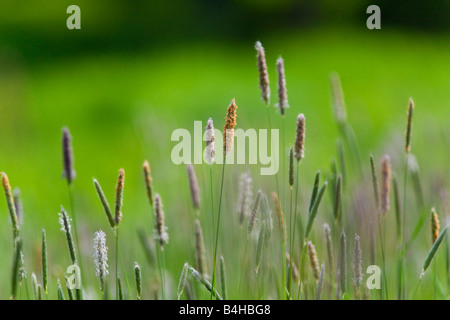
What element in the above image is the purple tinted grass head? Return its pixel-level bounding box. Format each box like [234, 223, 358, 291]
[62, 127, 76, 185]
[255, 41, 270, 105]
[276, 56, 288, 116]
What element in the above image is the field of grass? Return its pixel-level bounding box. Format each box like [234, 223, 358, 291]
[0, 26, 449, 299]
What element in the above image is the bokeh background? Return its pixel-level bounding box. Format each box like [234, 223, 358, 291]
[0, 0, 449, 298]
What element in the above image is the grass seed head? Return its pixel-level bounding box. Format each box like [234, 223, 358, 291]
[276, 56, 288, 115]
[223, 99, 237, 154]
[294, 114, 305, 162]
[380, 154, 391, 214]
[143, 160, 153, 206]
[431, 208, 440, 244]
[1, 172, 19, 237]
[255, 41, 270, 105]
[353, 234, 362, 287]
[114, 168, 125, 226]
[62, 127, 76, 185]
[93, 230, 109, 279]
[289, 147, 294, 187]
[187, 164, 201, 210]
[329, 72, 347, 125]
[205, 118, 215, 165]
[307, 241, 320, 281]
[154, 193, 169, 249]
[248, 190, 262, 236]
[405, 98, 414, 154]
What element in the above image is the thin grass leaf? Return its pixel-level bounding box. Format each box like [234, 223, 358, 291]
[308, 171, 320, 213]
[255, 222, 266, 275]
[93, 178, 115, 229]
[220, 255, 227, 300]
[421, 225, 448, 278]
[190, 266, 223, 300]
[57, 279, 65, 300]
[305, 182, 328, 238]
[177, 262, 189, 300]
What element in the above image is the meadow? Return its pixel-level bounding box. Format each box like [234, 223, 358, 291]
[0, 26, 449, 299]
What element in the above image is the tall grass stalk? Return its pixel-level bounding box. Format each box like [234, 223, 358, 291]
[401, 98, 414, 299]
[41, 229, 48, 297]
[219, 255, 228, 300]
[212, 99, 237, 299]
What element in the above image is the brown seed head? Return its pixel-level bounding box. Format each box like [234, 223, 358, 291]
[307, 241, 320, 281]
[405, 98, 414, 154]
[431, 208, 440, 244]
[223, 99, 237, 154]
[143, 160, 153, 206]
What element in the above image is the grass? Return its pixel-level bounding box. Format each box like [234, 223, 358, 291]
[0, 26, 450, 299]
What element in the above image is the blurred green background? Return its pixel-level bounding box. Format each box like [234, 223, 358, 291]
[0, 0, 449, 298]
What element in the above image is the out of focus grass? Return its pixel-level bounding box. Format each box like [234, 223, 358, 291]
[0, 26, 449, 298]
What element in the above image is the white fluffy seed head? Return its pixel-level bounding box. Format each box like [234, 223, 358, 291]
[205, 118, 215, 165]
[93, 230, 109, 278]
[58, 211, 71, 233]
